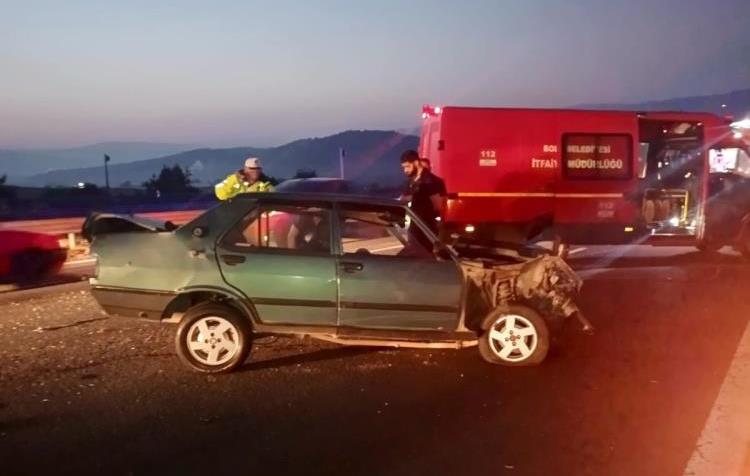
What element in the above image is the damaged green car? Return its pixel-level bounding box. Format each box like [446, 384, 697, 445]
[85, 193, 591, 373]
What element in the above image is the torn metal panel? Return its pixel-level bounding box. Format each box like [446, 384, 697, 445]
[460, 255, 592, 332]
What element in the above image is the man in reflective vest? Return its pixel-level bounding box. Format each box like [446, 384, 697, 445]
[215, 157, 274, 200]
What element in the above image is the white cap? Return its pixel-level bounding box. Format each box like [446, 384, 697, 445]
[244, 157, 262, 169]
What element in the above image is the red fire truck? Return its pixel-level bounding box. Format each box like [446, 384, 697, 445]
[419, 105, 750, 257]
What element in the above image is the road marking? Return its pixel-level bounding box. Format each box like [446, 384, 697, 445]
[684, 319, 750, 476]
[568, 247, 587, 256]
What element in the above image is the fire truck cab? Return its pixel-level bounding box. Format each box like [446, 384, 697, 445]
[419, 105, 750, 256]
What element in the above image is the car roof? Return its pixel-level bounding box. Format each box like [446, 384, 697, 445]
[233, 192, 403, 208]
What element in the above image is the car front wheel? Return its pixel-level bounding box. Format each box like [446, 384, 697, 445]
[176, 303, 252, 373]
[478, 305, 549, 366]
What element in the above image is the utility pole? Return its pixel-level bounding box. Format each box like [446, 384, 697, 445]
[339, 147, 346, 179]
[104, 154, 111, 190]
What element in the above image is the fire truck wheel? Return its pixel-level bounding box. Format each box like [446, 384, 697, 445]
[696, 241, 721, 253]
[478, 305, 549, 366]
[738, 223, 750, 260]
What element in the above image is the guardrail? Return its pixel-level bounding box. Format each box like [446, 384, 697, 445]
[0, 210, 205, 247]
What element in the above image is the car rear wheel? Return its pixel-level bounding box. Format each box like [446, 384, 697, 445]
[176, 303, 252, 373]
[478, 305, 549, 366]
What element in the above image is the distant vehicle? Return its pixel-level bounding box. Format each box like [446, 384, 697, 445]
[0, 230, 67, 281]
[85, 193, 590, 373]
[419, 105, 750, 257]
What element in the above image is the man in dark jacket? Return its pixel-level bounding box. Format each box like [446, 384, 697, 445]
[400, 150, 446, 250]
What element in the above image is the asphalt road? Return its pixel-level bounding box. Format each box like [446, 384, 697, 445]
[1, 247, 749, 476]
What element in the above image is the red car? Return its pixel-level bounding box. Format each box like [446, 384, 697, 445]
[0, 230, 68, 281]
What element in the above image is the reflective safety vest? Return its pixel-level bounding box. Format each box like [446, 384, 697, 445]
[214, 173, 274, 200]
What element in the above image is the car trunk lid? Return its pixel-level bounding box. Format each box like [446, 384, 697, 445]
[82, 212, 178, 241]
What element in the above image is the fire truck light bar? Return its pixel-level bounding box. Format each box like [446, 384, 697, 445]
[422, 105, 443, 119]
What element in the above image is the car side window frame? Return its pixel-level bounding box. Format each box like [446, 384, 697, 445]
[332, 202, 441, 261]
[217, 199, 335, 258]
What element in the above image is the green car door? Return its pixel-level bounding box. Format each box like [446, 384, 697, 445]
[335, 203, 463, 331]
[217, 202, 338, 326]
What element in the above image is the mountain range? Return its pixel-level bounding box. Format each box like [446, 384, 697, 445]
[576, 88, 750, 118]
[0, 142, 199, 182]
[3, 88, 748, 188]
[17, 131, 418, 188]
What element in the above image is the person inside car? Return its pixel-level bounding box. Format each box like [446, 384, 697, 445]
[287, 212, 330, 253]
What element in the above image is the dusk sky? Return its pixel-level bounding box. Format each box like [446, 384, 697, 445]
[1, 0, 749, 148]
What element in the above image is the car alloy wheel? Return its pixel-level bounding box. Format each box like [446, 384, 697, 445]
[176, 303, 252, 373]
[478, 305, 550, 366]
[487, 314, 538, 362]
[186, 316, 241, 366]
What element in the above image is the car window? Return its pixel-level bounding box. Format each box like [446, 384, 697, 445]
[338, 206, 434, 259]
[222, 205, 332, 254]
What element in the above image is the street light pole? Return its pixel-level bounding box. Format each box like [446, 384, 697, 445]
[104, 154, 111, 190]
[339, 147, 346, 179]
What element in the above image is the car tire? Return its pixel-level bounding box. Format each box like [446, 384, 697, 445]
[11, 250, 50, 281]
[478, 304, 549, 366]
[696, 241, 721, 253]
[176, 303, 253, 373]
